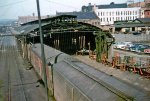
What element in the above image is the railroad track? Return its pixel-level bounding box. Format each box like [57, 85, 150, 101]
[0, 36, 28, 101]
[63, 59, 150, 101]
[0, 31, 47, 101]
[64, 60, 133, 101]
[12, 45, 28, 101]
[9, 37, 28, 101]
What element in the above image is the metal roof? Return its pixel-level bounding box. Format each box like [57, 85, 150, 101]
[13, 15, 113, 39]
[14, 23, 48, 34]
[31, 44, 69, 64]
[115, 23, 150, 28]
[21, 15, 76, 25]
[135, 18, 150, 23]
[56, 11, 99, 20]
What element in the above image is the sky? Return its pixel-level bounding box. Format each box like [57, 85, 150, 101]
[0, 0, 144, 19]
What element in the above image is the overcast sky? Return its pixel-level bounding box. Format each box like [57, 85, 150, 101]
[0, 0, 144, 19]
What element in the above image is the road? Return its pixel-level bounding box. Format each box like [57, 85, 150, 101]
[0, 33, 47, 101]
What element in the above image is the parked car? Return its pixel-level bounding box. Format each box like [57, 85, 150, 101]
[129, 44, 142, 52]
[113, 42, 133, 50]
[135, 45, 150, 53]
[124, 42, 134, 50]
[144, 48, 150, 54]
[132, 32, 141, 35]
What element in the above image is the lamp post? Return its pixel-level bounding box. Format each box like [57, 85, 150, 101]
[36, 0, 49, 101]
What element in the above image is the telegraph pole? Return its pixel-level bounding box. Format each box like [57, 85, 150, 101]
[36, 0, 49, 101]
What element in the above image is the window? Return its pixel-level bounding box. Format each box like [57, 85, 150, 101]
[112, 12, 114, 16]
[135, 11, 137, 15]
[118, 12, 120, 15]
[121, 11, 122, 15]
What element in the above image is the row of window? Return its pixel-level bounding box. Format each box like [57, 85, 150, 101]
[99, 16, 138, 22]
[97, 10, 139, 16]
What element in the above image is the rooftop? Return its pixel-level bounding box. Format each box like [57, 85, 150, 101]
[82, 2, 127, 12]
[135, 18, 150, 23]
[56, 11, 99, 20]
[97, 2, 127, 9]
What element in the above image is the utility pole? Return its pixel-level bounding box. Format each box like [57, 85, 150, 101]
[36, 0, 49, 101]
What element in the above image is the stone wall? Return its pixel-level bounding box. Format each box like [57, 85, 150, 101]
[112, 33, 150, 42]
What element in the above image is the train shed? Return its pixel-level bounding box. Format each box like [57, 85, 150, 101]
[14, 15, 114, 62]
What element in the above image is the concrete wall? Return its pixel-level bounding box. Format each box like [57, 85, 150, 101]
[112, 33, 150, 42]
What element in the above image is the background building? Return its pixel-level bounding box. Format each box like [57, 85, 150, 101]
[82, 2, 127, 12]
[128, 0, 150, 18]
[18, 13, 50, 25]
[56, 11, 101, 27]
[94, 6, 140, 25]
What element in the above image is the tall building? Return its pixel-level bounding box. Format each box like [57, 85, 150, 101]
[87, 2, 141, 25]
[94, 7, 140, 25]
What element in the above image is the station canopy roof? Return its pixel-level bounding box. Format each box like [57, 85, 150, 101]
[14, 15, 113, 38]
[114, 18, 150, 28]
[56, 11, 99, 20]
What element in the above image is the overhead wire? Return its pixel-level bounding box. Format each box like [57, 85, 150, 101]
[0, 0, 30, 19]
[44, 0, 78, 9]
[0, 0, 28, 8]
[0, 5, 12, 18]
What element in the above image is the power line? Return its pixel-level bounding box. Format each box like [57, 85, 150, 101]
[0, 0, 28, 8]
[44, 0, 78, 9]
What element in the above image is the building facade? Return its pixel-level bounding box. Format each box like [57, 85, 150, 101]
[128, 0, 150, 18]
[144, 10, 150, 18]
[94, 7, 141, 25]
[128, 1, 145, 8]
